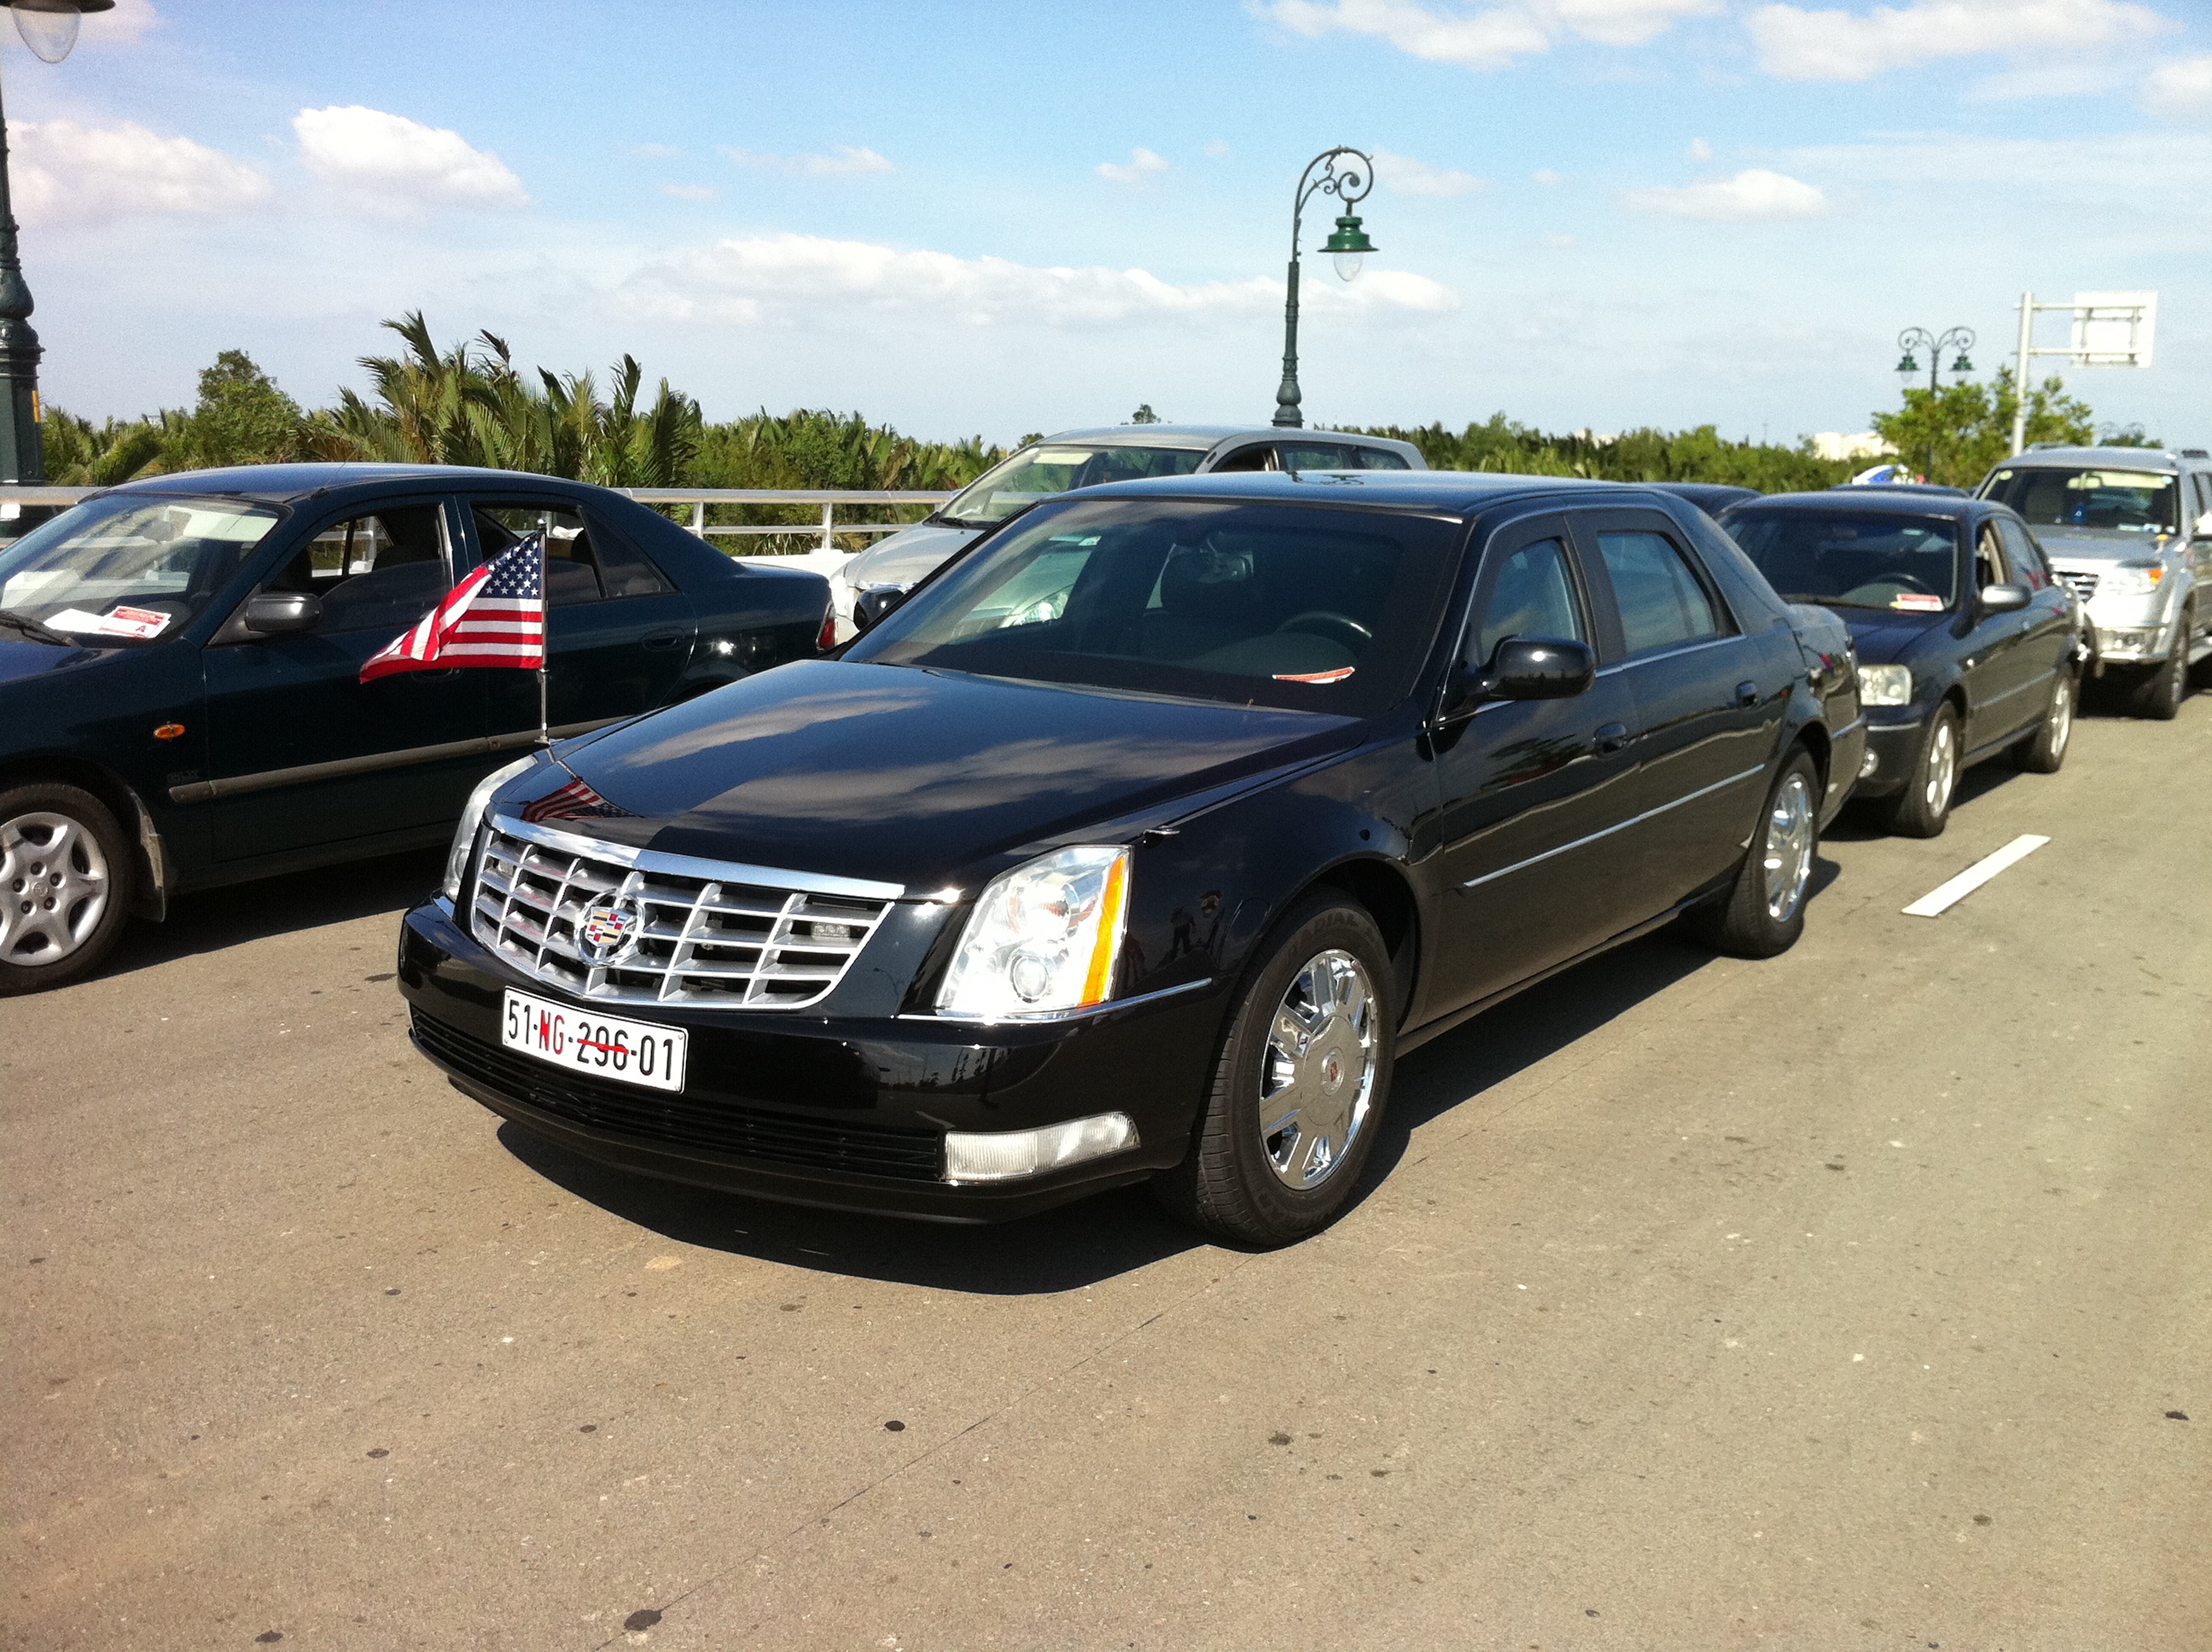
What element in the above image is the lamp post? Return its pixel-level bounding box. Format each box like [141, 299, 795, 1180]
[1893, 324, 1975, 396]
[1272, 146, 1377, 429]
[0, 0, 111, 484]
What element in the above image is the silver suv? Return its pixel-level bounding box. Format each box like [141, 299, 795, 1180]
[1977, 445, 2212, 718]
[829, 425, 1424, 639]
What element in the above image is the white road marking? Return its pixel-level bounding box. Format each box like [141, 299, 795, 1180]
[1902, 834, 2052, 917]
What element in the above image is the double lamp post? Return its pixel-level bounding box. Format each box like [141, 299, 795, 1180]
[0, 0, 112, 485]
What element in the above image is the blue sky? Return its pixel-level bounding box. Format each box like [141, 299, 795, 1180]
[10, 0, 2209, 446]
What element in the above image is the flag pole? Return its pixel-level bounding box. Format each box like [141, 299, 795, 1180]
[536, 532, 550, 749]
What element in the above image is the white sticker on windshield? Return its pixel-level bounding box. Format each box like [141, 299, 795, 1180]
[1890, 593, 1945, 613]
[47, 605, 172, 639]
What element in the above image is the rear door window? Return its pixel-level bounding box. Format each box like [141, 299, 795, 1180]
[1351, 446, 1410, 470]
[472, 503, 671, 605]
[1592, 528, 1724, 654]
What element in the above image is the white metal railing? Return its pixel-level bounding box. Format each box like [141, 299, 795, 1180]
[0, 485, 951, 558]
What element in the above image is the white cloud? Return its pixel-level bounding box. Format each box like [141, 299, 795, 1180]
[1255, 0, 1718, 69]
[623, 231, 1456, 329]
[1747, 0, 2170, 82]
[722, 145, 894, 177]
[660, 183, 717, 201]
[1621, 166, 1829, 219]
[1688, 137, 1714, 160]
[293, 106, 527, 215]
[1372, 147, 1487, 195]
[2143, 52, 2212, 116]
[8, 118, 271, 225]
[1097, 147, 1170, 186]
[1532, 167, 1566, 184]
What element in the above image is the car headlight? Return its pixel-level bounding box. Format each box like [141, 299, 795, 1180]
[2098, 561, 2166, 596]
[1857, 663, 1912, 707]
[443, 753, 541, 899]
[936, 845, 1130, 1019]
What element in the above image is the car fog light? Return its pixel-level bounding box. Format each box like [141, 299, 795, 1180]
[1860, 748, 1878, 778]
[943, 1113, 1138, 1184]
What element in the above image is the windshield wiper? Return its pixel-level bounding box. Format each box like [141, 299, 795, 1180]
[0, 608, 72, 645]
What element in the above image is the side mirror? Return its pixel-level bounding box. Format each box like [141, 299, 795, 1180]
[1978, 583, 2031, 614]
[240, 590, 322, 636]
[851, 584, 907, 633]
[1441, 636, 1595, 720]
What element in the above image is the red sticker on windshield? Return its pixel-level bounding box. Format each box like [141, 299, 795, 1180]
[1274, 666, 1356, 683]
[1891, 593, 1944, 612]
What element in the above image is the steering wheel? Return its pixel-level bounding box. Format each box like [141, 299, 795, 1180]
[1884, 573, 1938, 596]
[1276, 610, 1371, 650]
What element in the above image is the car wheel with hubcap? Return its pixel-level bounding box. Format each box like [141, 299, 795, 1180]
[2012, 668, 2075, 773]
[1690, 748, 1820, 959]
[1153, 893, 1394, 1247]
[0, 782, 135, 996]
[2128, 611, 2190, 719]
[1879, 701, 1959, 838]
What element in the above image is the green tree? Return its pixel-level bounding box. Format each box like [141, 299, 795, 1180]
[1350, 414, 1854, 492]
[41, 411, 164, 485]
[1128, 404, 1161, 424]
[1870, 375, 2094, 488]
[171, 349, 305, 468]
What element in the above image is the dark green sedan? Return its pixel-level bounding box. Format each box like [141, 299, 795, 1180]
[0, 463, 831, 994]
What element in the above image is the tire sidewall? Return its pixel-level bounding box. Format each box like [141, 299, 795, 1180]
[1208, 896, 1398, 1241]
[1893, 702, 1959, 836]
[0, 782, 136, 995]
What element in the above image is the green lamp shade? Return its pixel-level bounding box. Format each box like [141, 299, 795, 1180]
[1320, 214, 1377, 255]
[1950, 352, 1974, 376]
[1895, 352, 1919, 376]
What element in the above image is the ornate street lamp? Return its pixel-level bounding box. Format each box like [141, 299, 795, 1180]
[1272, 147, 1377, 429]
[0, 0, 112, 483]
[1895, 324, 1975, 396]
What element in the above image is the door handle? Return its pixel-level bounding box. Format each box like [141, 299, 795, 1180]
[1735, 679, 1759, 707]
[643, 630, 685, 650]
[1593, 722, 1630, 756]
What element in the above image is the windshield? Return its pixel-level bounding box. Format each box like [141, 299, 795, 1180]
[939, 445, 1205, 526]
[0, 494, 281, 644]
[1726, 511, 1960, 612]
[1981, 467, 2179, 535]
[846, 498, 1459, 715]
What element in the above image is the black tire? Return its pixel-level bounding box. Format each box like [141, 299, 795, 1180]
[1689, 748, 1820, 960]
[1152, 893, 1396, 1248]
[0, 781, 136, 996]
[1874, 701, 1959, 839]
[2012, 668, 2076, 773]
[2128, 613, 2190, 719]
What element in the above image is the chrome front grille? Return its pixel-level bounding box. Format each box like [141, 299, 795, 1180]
[470, 816, 902, 1009]
[2058, 569, 2099, 603]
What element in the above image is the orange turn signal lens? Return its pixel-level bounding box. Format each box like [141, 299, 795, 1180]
[154, 723, 187, 741]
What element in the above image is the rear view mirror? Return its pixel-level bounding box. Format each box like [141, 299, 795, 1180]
[851, 584, 907, 633]
[240, 591, 322, 636]
[1978, 583, 2031, 614]
[1440, 636, 1595, 721]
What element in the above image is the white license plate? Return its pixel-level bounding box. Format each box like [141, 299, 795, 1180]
[499, 989, 688, 1093]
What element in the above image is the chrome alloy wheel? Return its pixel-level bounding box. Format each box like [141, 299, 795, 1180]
[1, 810, 111, 968]
[2048, 673, 2074, 758]
[1762, 771, 1816, 922]
[1923, 716, 1957, 817]
[1258, 948, 1377, 1190]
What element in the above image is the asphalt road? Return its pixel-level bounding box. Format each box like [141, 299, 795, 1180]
[7, 689, 2209, 1652]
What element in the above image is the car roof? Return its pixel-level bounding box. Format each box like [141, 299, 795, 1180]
[1729, 488, 1984, 520]
[1034, 424, 1409, 453]
[1062, 467, 1680, 515]
[105, 462, 610, 504]
[1994, 445, 2203, 474]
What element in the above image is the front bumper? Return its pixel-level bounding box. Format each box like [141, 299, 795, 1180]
[1850, 712, 1925, 798]
[397, 898, 1221, 1221]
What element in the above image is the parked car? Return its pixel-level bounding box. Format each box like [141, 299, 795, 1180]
[827, 425, 1424, 638]
[1650, 481, 1759, 515]
[1717, 489, 2080, 837]
[399, 470, 1863, 1246]
[1976, 445, 2212, 718]
[0, 463, 830, 994]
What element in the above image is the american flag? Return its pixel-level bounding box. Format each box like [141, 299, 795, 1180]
[359, 536, 545, 683]
[521, 775, 632, 824]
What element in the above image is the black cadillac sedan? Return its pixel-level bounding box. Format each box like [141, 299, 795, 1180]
[399, 471, 1864, 1245]
[0, 464, 830, 993]
[1718, 490, 2081, 837]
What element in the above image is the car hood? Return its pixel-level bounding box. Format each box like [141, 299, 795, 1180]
[1828, 608, 1953, 666]
[2034, 527, 2175, 567]
[0, 636, 110, 684]
[839, 522, 981, 590]
[532, 659, 1362, 889]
